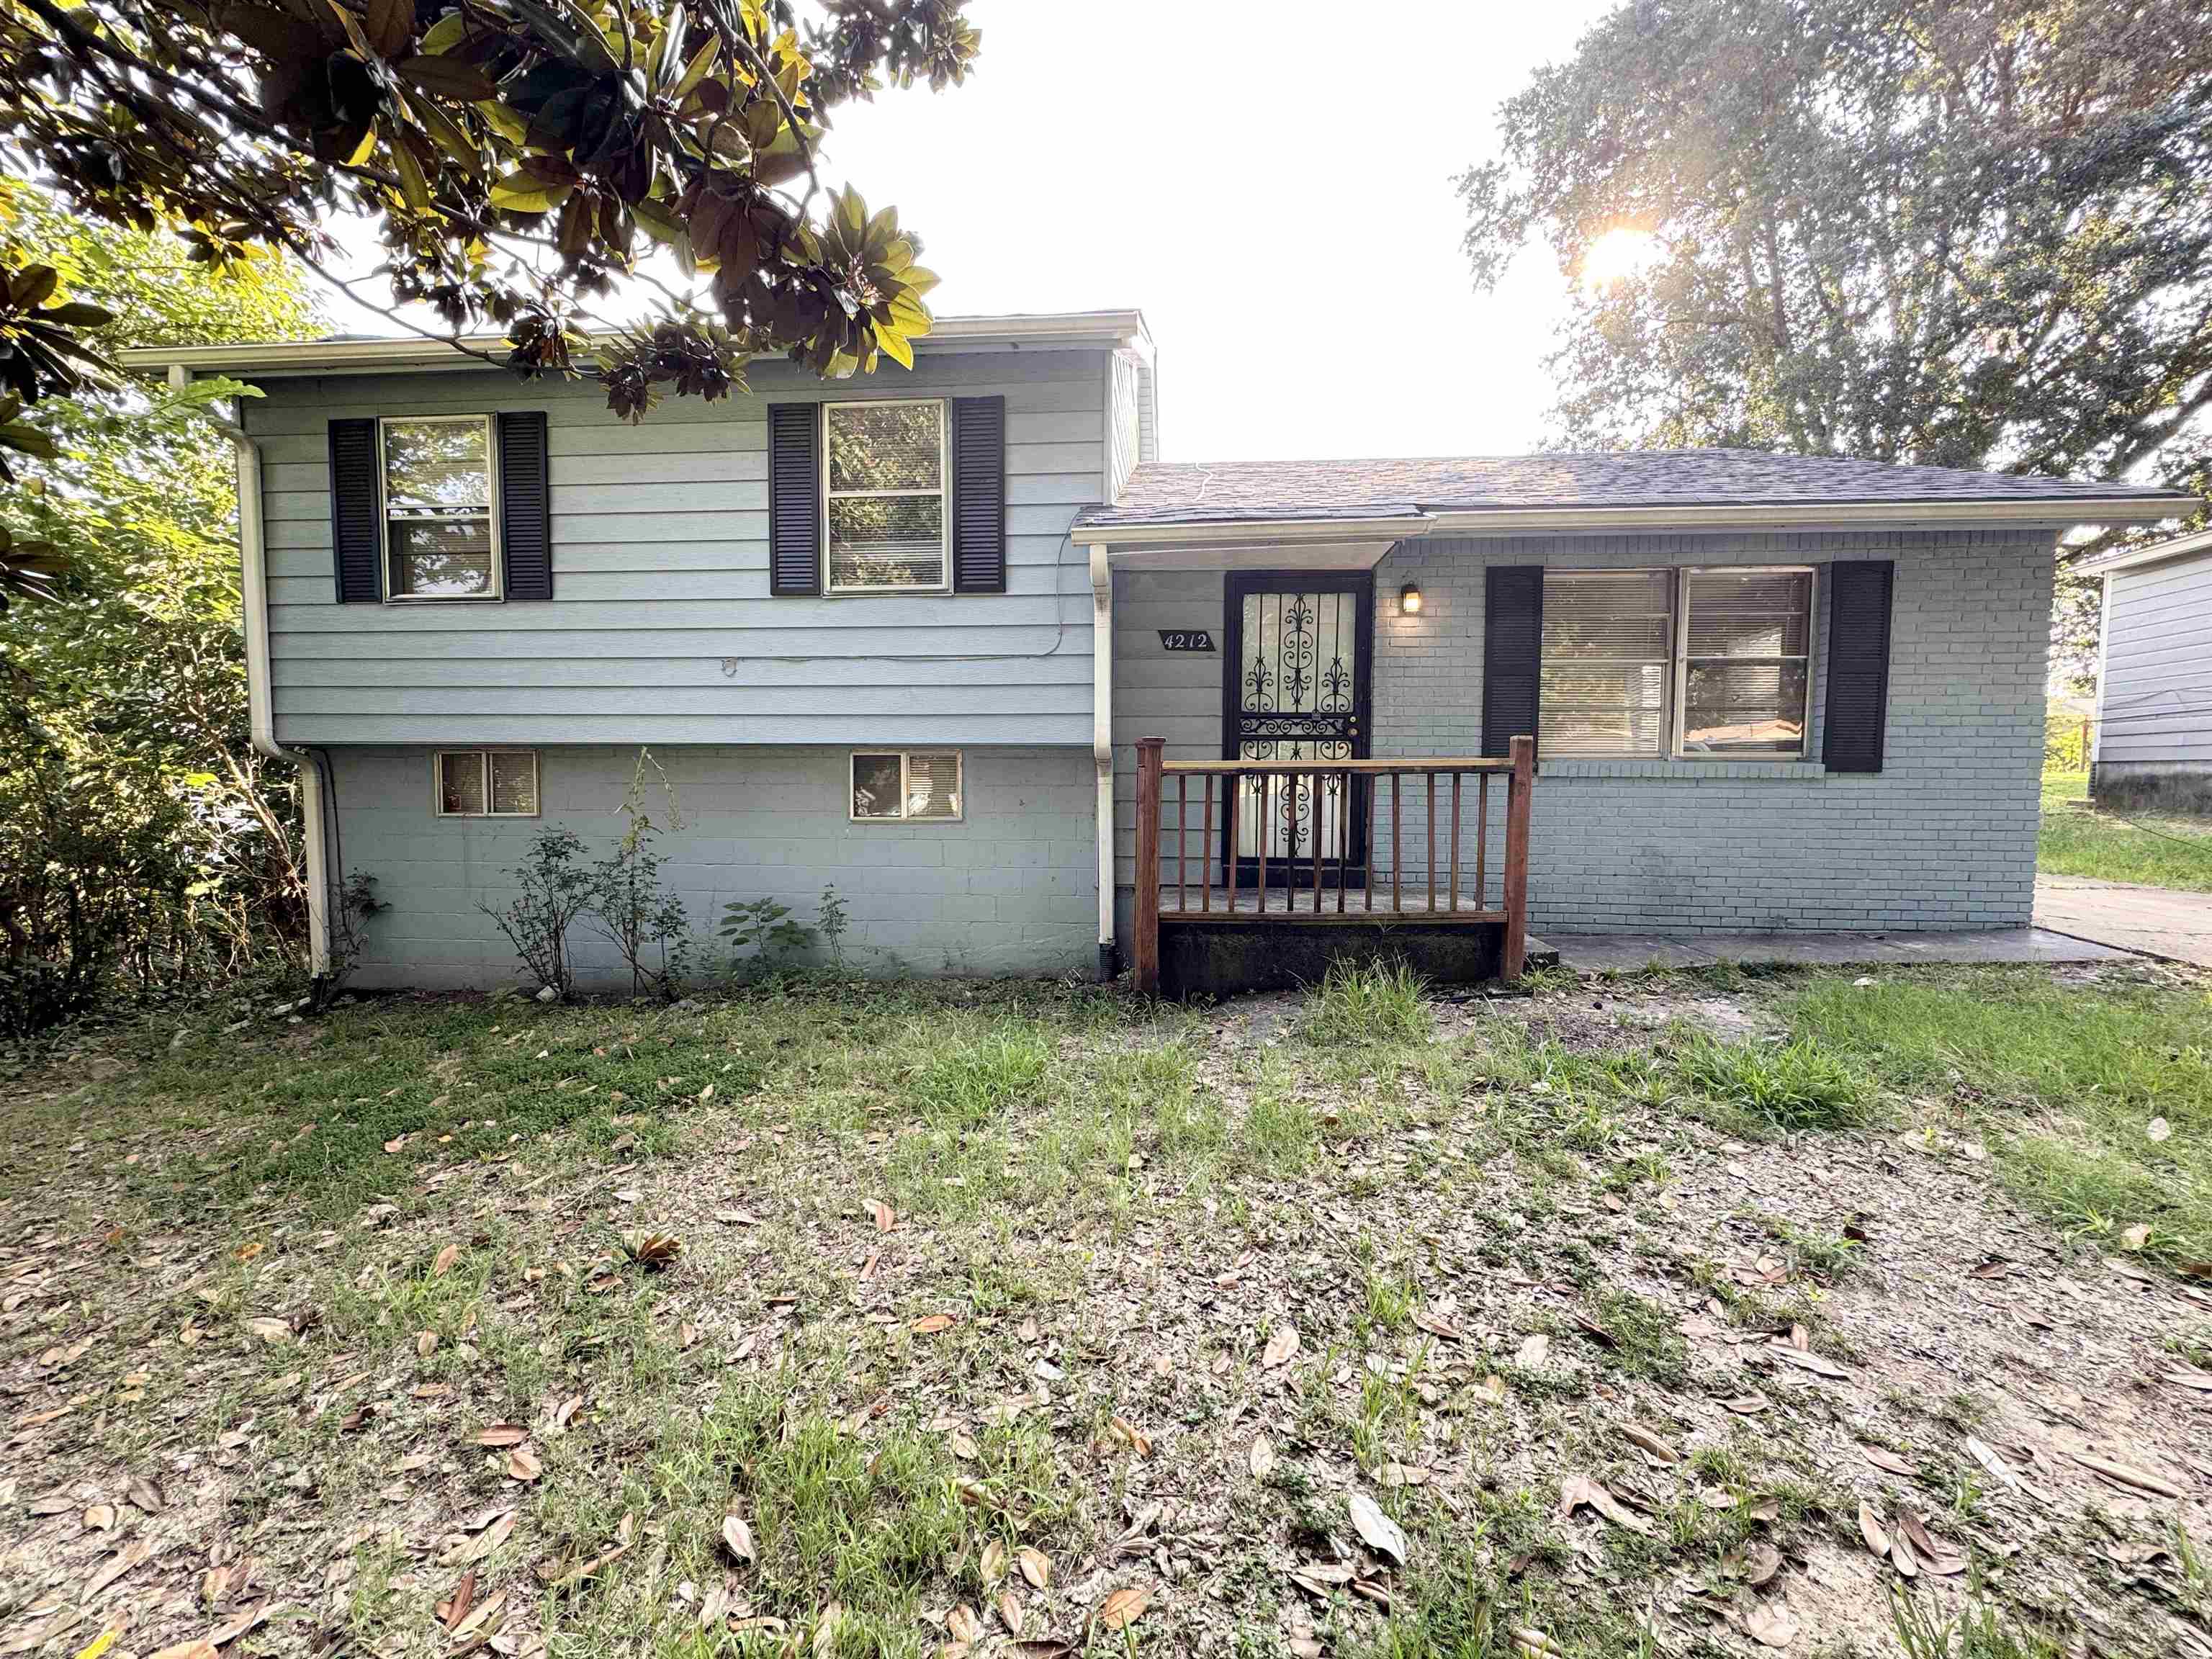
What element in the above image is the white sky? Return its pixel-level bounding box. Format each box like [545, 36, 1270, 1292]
[326, 0, 1619, 462]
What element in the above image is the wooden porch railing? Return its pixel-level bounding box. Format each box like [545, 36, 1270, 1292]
[1131, 735, 1534, 995]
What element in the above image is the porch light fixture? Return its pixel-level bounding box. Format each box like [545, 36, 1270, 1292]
[1398, 583, 1423, 615]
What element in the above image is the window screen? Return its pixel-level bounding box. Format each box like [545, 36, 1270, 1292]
[384, 418, 496, 598]
[1680, 570, 1813, 755]
[850, 751, 963, 821]
[824, 403, 946, 591]
[1539, 570, 1673, 756]
[437, 750, 538, 816]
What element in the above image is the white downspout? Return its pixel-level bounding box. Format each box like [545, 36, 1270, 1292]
[172, 362, 327, 976]
[1092, 543, 1115, 979]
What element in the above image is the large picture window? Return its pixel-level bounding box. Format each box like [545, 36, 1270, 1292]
[1539, 567, 1814, 758]
[824, 400, 948, 592]
[382, 416, 499, 599]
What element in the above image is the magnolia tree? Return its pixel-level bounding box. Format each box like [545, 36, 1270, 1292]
[0, 0, 979, 598]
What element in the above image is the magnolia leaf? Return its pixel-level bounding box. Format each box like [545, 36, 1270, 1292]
[1347, 1493, 1408, 1564]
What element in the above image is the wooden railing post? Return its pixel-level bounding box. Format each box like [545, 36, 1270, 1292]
[1501, 735, 1534, 979]
[1133, 737, 1165, 996]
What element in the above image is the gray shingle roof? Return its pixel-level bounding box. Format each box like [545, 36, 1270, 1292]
[1074, 449, 2189, 529]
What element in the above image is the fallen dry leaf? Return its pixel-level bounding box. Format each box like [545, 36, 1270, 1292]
[946, 1605, 979, 1643]
[81, 1506, 113, 1532]
[81, 1540, 150, 1601]
[1107, 1415, 1152, 1457]
[1743, 1541, 1782, 1587]
[1857, 1501, 1889, 1557]
[911, 1313, 955, 1336]
[979, 1539, 1007, 1587]
[2068, 1449, 2182, 1499]
[1249, 1434, 1277, 1480]
[432, 1243, 460, 1277]
[1557, 1475, 1651, 1535]
[997, 1591, 1022, 1635]
[1860, 1445, 1915, 1477]
[1619, 1423, 1678, 1463]
[505, 1446, 541, 1483]
[438, 1571, 477, 1633]
[1348, 1493, 1408, 1563]
[1262, 1325, 1300, 1367]
[1016, 1546, 1051, 1589]
[1093, 1586, 1150, 1632]
[1744, 1599, 1798, 1649]
[1515, 1333, 1550, 1367]
[871, 1200, 894, 1233]
[2121, 1223, 2152, 1252]
[721, 1514, 756, 1563]
[475, 1424, 528, 1447]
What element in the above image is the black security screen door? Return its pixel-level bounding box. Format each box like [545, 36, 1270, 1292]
[1222, 572, 1375, 883]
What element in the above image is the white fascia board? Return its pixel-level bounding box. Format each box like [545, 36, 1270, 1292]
[2073, 526, 2212, 577]
[115, 309, 1151, 378]
[1072, 516, 1433, 549]
[1421, 497, 2200, 534]
[1105, 540, 1402, 572]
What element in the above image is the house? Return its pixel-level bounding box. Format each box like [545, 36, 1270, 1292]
[2081, 529, 2212, 812]
[120, 313, 2195, 993]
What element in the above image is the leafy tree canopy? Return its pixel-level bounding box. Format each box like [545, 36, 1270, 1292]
[0, 0, 976, 523]
[1, 182, 322, 1020]
[1460, 0, 2212, 541]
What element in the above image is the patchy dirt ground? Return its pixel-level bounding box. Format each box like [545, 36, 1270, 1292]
[1, 967, 2207, 1659]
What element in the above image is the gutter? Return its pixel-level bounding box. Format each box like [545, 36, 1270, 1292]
[1091, 544, 1115, 981]
[2074, 524, 2212, 578]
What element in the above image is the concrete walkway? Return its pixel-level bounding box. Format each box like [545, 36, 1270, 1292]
[2034, 874, 2212, 968]
[1539, 925, 2139, 975]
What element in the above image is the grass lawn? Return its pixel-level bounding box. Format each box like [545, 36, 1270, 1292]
[2, 963, 2208, 1659]
[2040, 769, 2212, 891]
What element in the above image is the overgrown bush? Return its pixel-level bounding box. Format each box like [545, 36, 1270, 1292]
[482, 827, 592, 996]
[584, 755, 693, 999]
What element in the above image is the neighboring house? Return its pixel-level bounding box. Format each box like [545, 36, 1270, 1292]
[122, 314, 2194, 992]
[2081, 529, 2212, 812]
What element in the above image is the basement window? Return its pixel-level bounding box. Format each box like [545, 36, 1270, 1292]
[436, 750, 539, 817]
[850, 751, 962, 822]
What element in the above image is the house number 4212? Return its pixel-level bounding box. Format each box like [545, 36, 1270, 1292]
[1157, 630, 1216, 652]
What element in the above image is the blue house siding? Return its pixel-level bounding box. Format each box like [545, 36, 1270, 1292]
[333, 744, 1099, 989]
[246, 348, 1111, 747]
[1112, 527, 2054, 935]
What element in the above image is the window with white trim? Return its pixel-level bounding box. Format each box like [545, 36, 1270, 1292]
[1539, 567, 1814, 758]
[824, 400, 948, 592]
[382, 415, 499, 599]
[850, 751, 962, 821]
[437, 750, 539, 817]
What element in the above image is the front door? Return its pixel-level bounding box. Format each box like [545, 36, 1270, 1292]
[1223, 572, 1375, 884]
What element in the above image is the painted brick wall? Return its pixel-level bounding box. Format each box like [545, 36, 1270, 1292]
[1113, 528, 2054, 935]
[330, 745, 1097, 990]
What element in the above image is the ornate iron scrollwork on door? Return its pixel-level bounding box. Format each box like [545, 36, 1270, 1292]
[1234, 588, 1361, 866]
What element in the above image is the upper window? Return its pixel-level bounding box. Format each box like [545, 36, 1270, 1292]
[824, 401, 948, 593]
[1539, 567, 1814, 758]
[437, 750, 538, 817]
[850, 750, 962, 821]
[382, 416, 499, 599]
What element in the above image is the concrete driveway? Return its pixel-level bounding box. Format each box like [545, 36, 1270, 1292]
[2034, 875, 2212, 967]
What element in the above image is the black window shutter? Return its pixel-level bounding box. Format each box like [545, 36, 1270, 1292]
[1823, 559, 1894, 773]
[328, 418, 381, 603]
[951, 395, 1007, 593]
[498, 411, 552, 601]
[768, 403, 822, 595]
[1482, 565, 1545, 757]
